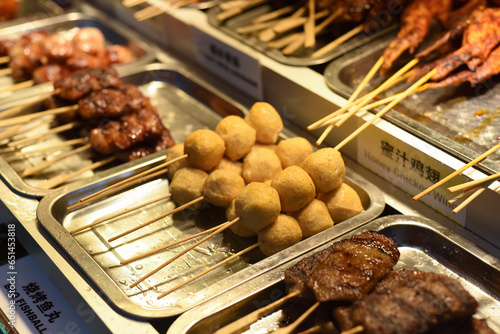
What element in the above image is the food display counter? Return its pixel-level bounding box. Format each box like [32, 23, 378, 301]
[1, 1, 499, 333]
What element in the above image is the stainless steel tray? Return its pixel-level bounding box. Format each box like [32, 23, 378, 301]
[324, 32, 500, 175]
[0, 10, 156, 92]
[207, 3, 397, 66]
[168, 214, 500, 333]
[0, 0, 69, 28]
[37, 145, 385, 318]
[0, 62, 246, 197]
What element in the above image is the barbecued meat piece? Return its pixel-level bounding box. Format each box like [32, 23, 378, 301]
[305, 231, 400, 302]
[40, 33, 74, 63]
[348, 269, 479, 334]
[54, 68, 122, 101]
[118, 83, 148, 113]
[106, 45, 135, 65]
[0, 0, 18, 22]
[89, 106, 165, 154]
[380, 0, 453, 74]
[71, 27, 106, 57]
[0, 39, 14, 57]
[65, 51, 106, 72]
[32, 64, 70, 84]
[78, 89, 128, 119]
[115, 127, 175, 162]
[8, 31, 48, 82]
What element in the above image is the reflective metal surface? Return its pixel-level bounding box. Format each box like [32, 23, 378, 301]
[169, 214, 500, 333]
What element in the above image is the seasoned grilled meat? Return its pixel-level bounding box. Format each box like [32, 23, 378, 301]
[115, 127, 176, 162]
[32, 64, 70, 84]
[78, 89, 129, 119]
[54, 68, 122, 101]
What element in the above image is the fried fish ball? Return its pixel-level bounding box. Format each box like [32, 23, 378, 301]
[169, 167, 208, 210]
[235, 182, 281, 233]
[270, 166, 316, 213]
[317, 183, 364, 223]
[216, 115, 256, 161]
[166, 143, 189, 180]
[242, 148, 282, 183]
[275, 137, 314, 168]
[258, 214, 302, 256]
[203, 170, 245, 207]
[301, 148, 345, 193]
[184, 129, 225, 171]
[250, 143, 277, 153]
[292, 199, 333, 238]
[214, 157, 243, 176]
[226, 199, 256, 237]
[245, 102, 283, 144]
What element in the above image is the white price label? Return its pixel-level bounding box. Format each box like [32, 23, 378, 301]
[192, 27, 263, 100]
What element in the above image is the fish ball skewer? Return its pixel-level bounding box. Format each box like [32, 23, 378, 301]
[215, 115, 256, 161]
[184, 129, 225, 171]
[257, 214, 302, 256]
[292, 199, 333, 238]
[214, 157, 243, 176]
[226, 199, 256, 237]
[245, 102, 283, 144]
[270, 166, 316, 213]
[203, 170, 245, 208]
[169, 167, 208, 210]
[318, 183, 363, 223]
[242, 148, 282, 183]
[166, 143, 189, 180]
[301, 148, 346, 193]
[275, 137, 314, 168]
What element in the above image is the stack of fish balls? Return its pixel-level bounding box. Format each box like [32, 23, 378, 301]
[164, 101, 363, 258]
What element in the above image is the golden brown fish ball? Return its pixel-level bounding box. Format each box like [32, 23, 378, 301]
[166, 144, 189, 180]
[214, 157, 243, 176]
[184, 129, 225, 171]
[235, 182, 281, 233]
[203, 170, 245, 207]
[245, 102, 283, 144]
[250, 143, 277, 153]
[169, 167, 208, 210]
[301, 148, 345, 193]
[258, 214, 302, 256]
[275, 137, 314, 168]
[226, 199, 256, 237]
[317, 183, 364, 223]
[216, 115, 256, 161]
[242, 148, 282, 183]
[270, 166, 316, 213]
[292, 199, 333, 238]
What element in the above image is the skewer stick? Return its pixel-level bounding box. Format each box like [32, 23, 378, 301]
[36, 156, 116, 190]
[237, 19, 280, 34]
[282, 8, 341, 56]
[21, 143, 91, 177]
[304, 0, 316, 48]
[108, 196, 205, 242]
[0, 56, 9, 64]
[0, 118, 53, 142]
[334, 69, 436, 151]
[8, 121, 81, 147]
[274, 9, 329, 35]
[216, 0, 269, 22]
[252, 5, 295, 24]
[67, 167, 170, 211]
[259, 6, 306, 42]
[311, 24, 364, 58]
[447, 171, 500, 193]
[77, 154, 187, 204]
[0, 68, 12, 76]
[413, 141, 500, 201]
[273, 301, 321, 334]
[451, 187, 485, 214]
[122, 0, 148, 7]
[15, 137, 88, 156]
[0, 89, 61, 120]
[135, 0, 197, 21]
[214, 290, 302, 334]
[0, 105, 78, 128]
[267, 32, 302, 49]
[70, 193, 172, 235]
[0, 124, 23, 142]
[219, 0, 251, 11]
[341, 325, 365, 334]
[0, 80, 34, 95]
[128, 217, 240, 289]
[120, 220, 225, 264]
[156, 242, 261, 299]
[448, 185, 481, 204]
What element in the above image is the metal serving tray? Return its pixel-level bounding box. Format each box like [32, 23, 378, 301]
[0, 10, 156, 92]
[0, 0, 69, 29]
[169, 214, 500, 333]
[207, 3, 397, 66]
[0, 62, 246, 197]
[37, 144, 385, 319]
[324, 32, 500, 174]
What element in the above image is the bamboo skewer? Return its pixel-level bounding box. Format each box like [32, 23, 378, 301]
[14, 137, 88, 156]
[0, 105, 78, 128]
[21, 143, 91, 177]
[304, 0, 316, 48]
[267, 32, 302, 49]
[128, 217, 239, 289]
[156, 242, 261, 299]
[236, 19, 281, 34]
[0, 124, 23, 142]
[219, 0, 250, 11]
[0, 56, 9, 64]
[0, 68, 12, 76]
[447, 171, 500, 193]
[120, 221, 225, 264]
[413, 141, 500, 202]
[258, 6, 306, 42]
[274, 9, 329, 35]
[0, 118, 53, 142]
[216, 0, 269, 22]
[108, 196, 205, 242]
[8, 121, 81, 147]
[311, 24, 364, 58]
[122, 0, 148, 7]
[252, 5, 295, 24]
[70, 193, 172, 235]
[273, 301, 321, 334]
[67, 167, 170, 211]
[36, 156, 116, 190]
[452, 187, 485, 214]
[214, 290, 302, 334]
[341, 325, 365, 334]
[0, 89, 61, 120]
[334, 68, 436, 151]
[0, 80, 34, 95]
[135, 0, 198, 21]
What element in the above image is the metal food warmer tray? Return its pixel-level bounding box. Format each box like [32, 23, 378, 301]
[0, 10, 156, 92]
[0, 0, 70, 29]
[207, 2, 397, 67]
[0, 60, 248, 198]
[36, 115, 385, 319]
[168, 214, 500, 333]
[324, 32, 500, 176]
